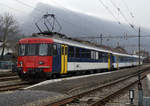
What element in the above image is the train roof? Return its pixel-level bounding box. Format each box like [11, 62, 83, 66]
[19, 38, 53, 44]
[54, 38, 139, 57]
[20, 32, 139, 58]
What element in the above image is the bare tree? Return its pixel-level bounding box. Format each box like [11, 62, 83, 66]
[0, 13, 19, 59]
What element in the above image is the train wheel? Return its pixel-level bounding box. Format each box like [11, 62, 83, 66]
[18, 74, 28, 81]
[45, 73, 52, 80]
[52, 74, 57, 79]
[90, 70, 94, 74]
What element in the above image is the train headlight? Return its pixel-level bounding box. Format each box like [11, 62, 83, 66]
[39, 61, 44, 65]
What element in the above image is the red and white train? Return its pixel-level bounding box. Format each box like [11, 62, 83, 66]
[17, 36, 142, 80]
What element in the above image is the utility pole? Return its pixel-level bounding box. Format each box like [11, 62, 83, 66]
[100, 33, 103, 45]
[138, 27, 141, 65]
[138, 27, 143, 106]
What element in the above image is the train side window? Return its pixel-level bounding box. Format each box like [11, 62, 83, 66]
[101, 52, 104, 62]
[96, 52, 99, 60]
[68, 46, 74, 57]
[104, 53, 108, 62]
[91, 51, 94, 59]
[86, 49, 91, 58]
[53, 44, 57, 56]
[94, 51, 96, 59]
[76, 47, 80, 58]
[99, 52, 102, 60]
[65, 46, 68, 55]
[80, 48, 88, 58]
[84, 49, 91, 58]
[39, 44, 48, 56]
[61, 46, 64, 55]
[80, 48, 84, 58]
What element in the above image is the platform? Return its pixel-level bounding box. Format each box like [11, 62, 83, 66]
[0, 65, 150, 106]
[0, 90, 66, 106]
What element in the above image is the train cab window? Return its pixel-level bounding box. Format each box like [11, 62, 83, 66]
[39, 44, 48, 56]
[19, 44, 26, 56]
[27, 44, 37, 56]
[68, 46, 74, 57]
[53, 44, 58, 56]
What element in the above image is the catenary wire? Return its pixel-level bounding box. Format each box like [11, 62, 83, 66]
[14, 0, 90, 35]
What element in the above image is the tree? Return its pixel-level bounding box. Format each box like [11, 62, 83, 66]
[0, 13, 19, 59]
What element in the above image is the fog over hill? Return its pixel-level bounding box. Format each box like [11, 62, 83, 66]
[21, 3, 150, 53]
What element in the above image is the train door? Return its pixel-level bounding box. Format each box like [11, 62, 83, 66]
[61, 45, 68, 74]
[108, 53, 113, 70]
[52, 44, 61, 73]
[116, 55, 119, 69]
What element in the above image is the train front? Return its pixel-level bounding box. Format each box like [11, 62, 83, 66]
[17, 38, 53, 80]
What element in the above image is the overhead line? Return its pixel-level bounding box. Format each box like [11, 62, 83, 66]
[0, 3, 28, 14]
[121, 0, 134, 18]
[14, 0, 90, 35]
[98, 0, 121, 24]
[97, 0, 133, 33]
[0, 2, 43, 21]
[109, 0, 136, 31]
[76, 35, 150, 39]
[50, 0, 96, 35]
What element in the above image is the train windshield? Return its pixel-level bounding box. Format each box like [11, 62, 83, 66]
[19, 44, 50, 56]
[28, 44, 37, 55]
[39, 44, 48, 56]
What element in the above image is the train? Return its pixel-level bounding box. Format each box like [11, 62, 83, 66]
[17, 34, 142, 80]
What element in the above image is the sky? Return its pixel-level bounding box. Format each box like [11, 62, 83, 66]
[0, 0, 150, 29]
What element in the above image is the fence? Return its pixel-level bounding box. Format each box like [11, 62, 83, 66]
[0, 61, 13, 69]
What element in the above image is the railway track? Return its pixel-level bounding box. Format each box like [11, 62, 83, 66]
[0, 71, 17, 77]
[0, 76, 20, 81]
[0, 71, 32, 92]
[0, 81, 30, 92]
[47, 68, 150, 106]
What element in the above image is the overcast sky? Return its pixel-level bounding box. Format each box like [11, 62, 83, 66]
[0, 0, 150, 29]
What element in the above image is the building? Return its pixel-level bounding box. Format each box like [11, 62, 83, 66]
[0, 40, 13, 56]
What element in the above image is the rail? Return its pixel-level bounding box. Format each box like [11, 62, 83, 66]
[47, 67, 150, 106]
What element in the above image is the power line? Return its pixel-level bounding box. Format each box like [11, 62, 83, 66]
[75, 35, 150, 39]
[109, 0, 136, 30]
[98, 0, 121, 24]
[0, 2, 44, 22]
[15, 0, 41, 12]
[0, 3, 28, 14]
[121, 0, 136, 31]
[52, 0, 130, 34]
[121, 44, 150, 47]
[50, 0, 96, 35]
[14, 0, 90, 35]
[97, 0, 135, 33]
[121, 0, 134, 18]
